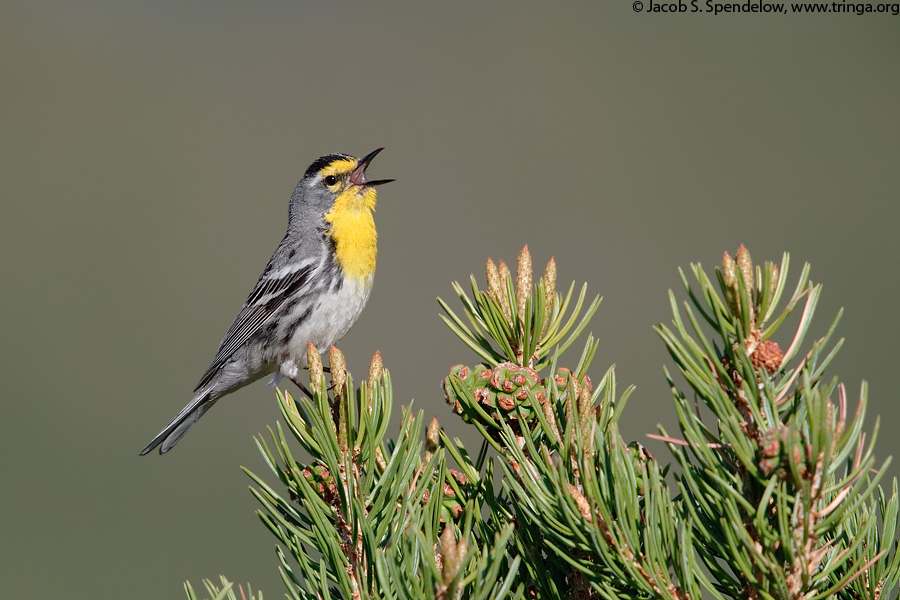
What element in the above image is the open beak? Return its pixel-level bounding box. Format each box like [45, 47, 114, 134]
[350, 147, 395, 187]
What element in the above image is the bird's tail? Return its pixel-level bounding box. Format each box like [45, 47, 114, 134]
[140, 390, 217, 455]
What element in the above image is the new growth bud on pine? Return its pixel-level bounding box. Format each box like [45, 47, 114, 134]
[307, 342, 324, 396]
[736, 244, 754, 291]
[329, 345, 347, 397]
[541, 257, 557, 336]
[515, 245, 532, 327]
[486, 257, 511, 324]
[368, 350, 383, 386]
[497, 260, 512, 324]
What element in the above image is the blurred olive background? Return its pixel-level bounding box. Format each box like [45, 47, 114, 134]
[2, 0, 898, 597]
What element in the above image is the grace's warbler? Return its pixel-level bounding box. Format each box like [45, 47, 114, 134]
[141, 148, 393, 455]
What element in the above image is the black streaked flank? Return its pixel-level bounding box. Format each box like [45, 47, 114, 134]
[280, 306, 314, 346]
[321, 242, 344, 291]
[276, 297, 301, 320]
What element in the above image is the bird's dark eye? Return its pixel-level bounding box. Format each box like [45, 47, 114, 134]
[324, 175, 338, 186]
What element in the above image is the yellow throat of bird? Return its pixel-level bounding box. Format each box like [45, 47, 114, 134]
[323, 186, 378, 280]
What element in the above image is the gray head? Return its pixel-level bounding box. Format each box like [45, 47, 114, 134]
[288, 148, 394, 229]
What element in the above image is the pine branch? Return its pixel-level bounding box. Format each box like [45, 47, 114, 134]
[184, 576, 262, 600]
[244, 344, 521, 600]
[188, 244, 898, 600]
[440, 248, 696, 599]
[657, 245, 900, 600]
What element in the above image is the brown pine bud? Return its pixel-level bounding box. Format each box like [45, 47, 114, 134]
[543, 257, 557, 299]
[515, 245, 532, 326]
[542, 399, 561, 445]
[541, 257, 556, 335]
[440, 526, 466, 583]
[426, 417, 440, 454]
[368, 350, 383, 386]
[722, 251, 736, 289]
[736, 244, 754, 290]
[307, 342, 324, 396]
[768, 263, 779, 302]
[474, 388, 492, 406]
[486, 257, 503, 302]
[498, 260, 511, 282]
[722, 251, 738, 314]
[497, 395, 515, 411]
[578, 383, 593, 430]
[751, 339, 783, 373]
[329, 345, 347, 396]
[497, 260, 512, 324]
[566, 483, 593, 523]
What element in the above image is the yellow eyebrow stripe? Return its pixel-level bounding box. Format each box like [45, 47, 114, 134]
[318, 159, 358, 178]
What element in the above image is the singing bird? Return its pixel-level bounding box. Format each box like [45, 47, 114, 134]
[141, 149, 392, 455]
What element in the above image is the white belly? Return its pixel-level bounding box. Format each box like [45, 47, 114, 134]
[278, 274, 373, 379]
